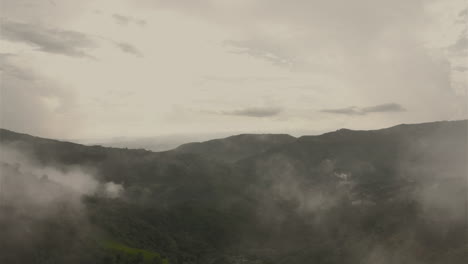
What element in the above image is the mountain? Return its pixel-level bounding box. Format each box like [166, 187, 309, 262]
[174, 134, 296, 162]
[77, 133, 234, 152]
[0, 120, 467, 264]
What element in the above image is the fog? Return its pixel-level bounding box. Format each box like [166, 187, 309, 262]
[245, 122, 467, 263]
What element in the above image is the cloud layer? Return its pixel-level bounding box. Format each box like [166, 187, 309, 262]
[0, 54, 80, 137]
[112, 13, 146, 26]
[0, 0, 466, 139]
[115, 42, 143, 57]
[1, 20, 96, 57]
[321, 103, 406, 116]
[221, 106, 282, 117]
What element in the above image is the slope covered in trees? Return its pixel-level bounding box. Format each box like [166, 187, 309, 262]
[0, 120, 467, 264]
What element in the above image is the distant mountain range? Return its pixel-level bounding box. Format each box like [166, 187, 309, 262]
[175, 133, 296, 162]
[0, 120, 467, 264]
[76, 133, 234, 152]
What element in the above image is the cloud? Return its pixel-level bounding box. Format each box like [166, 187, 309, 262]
[1, 0, 465, 138]
[136, 0, 467, 123]
[321, 107, 363, 116]
[449, 8, 467, 56]
[362, 103, 407, 113]
[0, 20, 96, 57]
[221, 106, 282, 117]
[198, 75, 288, 85]
[1, 19, 144, 58]
[223, 39, 298, 68]
[103, 182, 124, 198]
[112, 14, 131, 25]
[0, 0, 89, 25]
[321, 103, 406, 116]
[115, 42, 143, 57]
[456, 7, 468, 23]
[0, 55, 80, 138]
[112, 14, 146, 26]
[448, 33, 468, 56]
[139, 0, 438, 64]
[453, 66, 468, 72]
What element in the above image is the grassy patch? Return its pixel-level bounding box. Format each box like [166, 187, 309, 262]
[102, 240, 168, 263]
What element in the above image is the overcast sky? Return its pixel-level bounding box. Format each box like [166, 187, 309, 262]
[1, 0, 467, 140]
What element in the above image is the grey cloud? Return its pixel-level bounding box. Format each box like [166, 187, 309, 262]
[221, 106, 282, 117]
[0, 56, 80, 138]
[453, 66, 468, 72]
[322, 103, 406, 116]
[139, 0, 468, 124]
[455, 7, 467, 24]
[140, 0, 434, 56]
[112, 14, 131, 25]
[362, 103, 406, 113]
[321, 107, 363, 116]
[448, 33, 468, 56]
[223, 40, 298, 69]
[115, 42, 143, 57]
[1, 0, 89, 25]
[457, 8, 467, 19]
[136, 20, 147, 26]
[0, 20, 96, 57]
[1, 19, 143, 58]
[112, 14, 147, 26]
[199, 75, 288, 85]
[0, 53, 35, 81]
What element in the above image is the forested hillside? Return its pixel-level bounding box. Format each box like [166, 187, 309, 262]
[0, 120, 467, 264]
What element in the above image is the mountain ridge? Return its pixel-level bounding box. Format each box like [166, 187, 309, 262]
[1, 119, 466, 153]
[0, 119, 467, 264]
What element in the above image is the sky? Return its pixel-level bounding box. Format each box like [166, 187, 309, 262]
[0, 0, 467, 140]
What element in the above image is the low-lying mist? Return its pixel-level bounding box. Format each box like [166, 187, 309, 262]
[0, 143, 124, 263]
[0, 121, 466, 264]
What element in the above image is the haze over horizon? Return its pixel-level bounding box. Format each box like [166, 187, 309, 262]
[1, 119, 466, 153]
[1, 0, 467, 140]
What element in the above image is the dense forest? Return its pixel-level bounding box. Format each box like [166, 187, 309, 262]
[0, 120, 467, 264]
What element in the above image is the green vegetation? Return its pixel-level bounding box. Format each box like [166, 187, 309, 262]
[0, 120, 467, 264]
[102, 241, 168, 264]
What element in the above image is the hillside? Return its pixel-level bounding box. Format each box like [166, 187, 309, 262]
[0, 120, 467, 264]
[175, 134, 296, 162]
